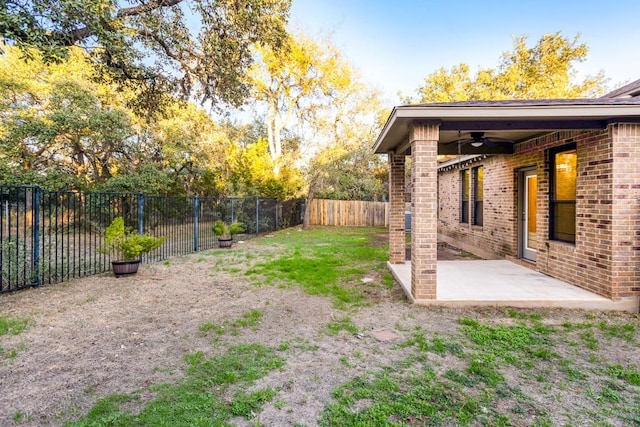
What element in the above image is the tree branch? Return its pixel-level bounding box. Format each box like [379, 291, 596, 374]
[60, 0, 185, 45]
[137, 29, 192, 67]
[117, 0, 184, 18]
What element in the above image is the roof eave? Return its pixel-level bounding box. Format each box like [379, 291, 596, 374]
[374, 103, 640, 154]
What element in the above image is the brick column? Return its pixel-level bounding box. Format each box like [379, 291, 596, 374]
[411, 122, 439, 300]
[388, 152, 406, 263]
[610, 123, 640, 303]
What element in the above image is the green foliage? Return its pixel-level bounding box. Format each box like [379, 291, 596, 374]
[311, 144, 387, 202]
[0, 163, 84, 191]
[0, 52, 135, 188]
[411, 32, 606, 103]
[319, 304, 639, 426]
[99, 217, 165, 261]
[228, 137, 304, 200]
[247, 30, 386, 203]
[466, 353, 504, 386]
[67, 344, 284, 426]
[213, 220, 245, 238]
[0, 46, 303, 198]
[233, 309, 263, 330]
[93, 163, 178, 195]
[579, 330, 600, 350]
[399, 330, 463, 356]
[197, 321, 219, 335]
[3, 0, 291, 108]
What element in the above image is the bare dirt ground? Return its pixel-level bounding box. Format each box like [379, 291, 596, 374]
[0, 236, 637, 426]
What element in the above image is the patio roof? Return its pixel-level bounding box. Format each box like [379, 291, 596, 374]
[374, 98, 640, 155]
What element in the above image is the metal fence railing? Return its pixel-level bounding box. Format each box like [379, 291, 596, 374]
[0, 186, 305, 293]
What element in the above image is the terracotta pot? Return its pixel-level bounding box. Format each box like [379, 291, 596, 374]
[111, 259, 141, 277]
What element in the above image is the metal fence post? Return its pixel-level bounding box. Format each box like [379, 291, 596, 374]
[31, 186, 40, 287]
[193, 196, 199, 252]
[231, 198, 235, 224]
[256, 198, 260, 234]
[137, 193, 144, 234]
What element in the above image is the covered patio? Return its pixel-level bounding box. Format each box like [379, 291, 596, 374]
[388, 260, 639, 311]
[374, 96, 640, 312]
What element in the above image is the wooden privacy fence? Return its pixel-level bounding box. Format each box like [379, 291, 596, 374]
[309, 199, 389, 227]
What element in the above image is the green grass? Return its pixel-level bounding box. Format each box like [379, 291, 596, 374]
[0, 315, 28, 336]
[598, 321, 636, 342]
[66, 344, 284, 426]
[245, 227, 388, 307]
[321, 366, 507, 426]
[458, 316, 555, 366]
[323, 311, 640, 426]
[326, 317, 359, 336]
[398, 330, 463, 356]
[0, 315, 28, 360]
[31, 228, 640, 426]
[607, 364, 640, 386]
[198, 309, 263, 336]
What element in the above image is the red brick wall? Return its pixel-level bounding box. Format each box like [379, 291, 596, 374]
[411, 123, 439, 300]
[437, 125, 640, 300]
[388, 152, 406, 264]
[610, 124, 640, 298]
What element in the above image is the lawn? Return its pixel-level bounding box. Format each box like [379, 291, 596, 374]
[0, 226, 638, 426]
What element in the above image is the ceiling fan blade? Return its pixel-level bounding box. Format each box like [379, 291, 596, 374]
[484, 136, 516, 143]
[444, 138, 473, 146]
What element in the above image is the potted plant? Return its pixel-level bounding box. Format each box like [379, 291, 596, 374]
[99, 217, 166, 277]
[213, 220, 244, 248]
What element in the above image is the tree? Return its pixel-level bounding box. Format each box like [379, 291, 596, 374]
[411, 32, 606, 103]
[93, 162, 176, 195]
[246, 31, 354, 173]
[227, 137, 303, 200]
[311, 144, 387, 201]
[300, 66, 387, 227]
[151, 101, 234, 196]
[2, 0, 291, 108]
[0, 47, 137, 187]
[0, 46, 230, 194]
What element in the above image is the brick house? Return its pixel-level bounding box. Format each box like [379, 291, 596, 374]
[374, 80, 640, 310]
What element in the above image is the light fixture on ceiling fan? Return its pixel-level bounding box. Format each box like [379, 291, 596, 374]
[469, 132, 485, 148]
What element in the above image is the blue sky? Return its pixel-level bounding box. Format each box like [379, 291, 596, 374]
[289, 0, 640, 104]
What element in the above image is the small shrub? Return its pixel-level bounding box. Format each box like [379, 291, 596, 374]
[99, 217, 165, 261]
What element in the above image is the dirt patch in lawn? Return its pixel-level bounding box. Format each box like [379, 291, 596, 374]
[0, 234, 638, 426]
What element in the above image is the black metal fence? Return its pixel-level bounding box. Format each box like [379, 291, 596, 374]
[0, 186, 305, 293]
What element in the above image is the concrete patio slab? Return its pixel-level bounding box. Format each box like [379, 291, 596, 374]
[388, 260, 639, 312]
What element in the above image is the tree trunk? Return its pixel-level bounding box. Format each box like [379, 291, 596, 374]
[303, 189, 313, 229]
